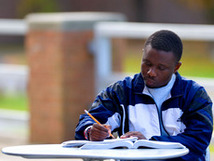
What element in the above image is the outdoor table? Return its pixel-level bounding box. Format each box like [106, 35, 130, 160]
[2, 144, 189, 160]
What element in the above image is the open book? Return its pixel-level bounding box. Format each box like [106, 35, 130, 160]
[62, 137, 185, 149]
[62, 137, 138, 148]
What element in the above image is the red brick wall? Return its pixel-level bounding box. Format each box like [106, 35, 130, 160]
[26, 30, 95, 143]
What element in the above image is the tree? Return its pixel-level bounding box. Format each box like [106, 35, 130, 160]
[179, 0, 214, 23]
[17, 0, 59, 18]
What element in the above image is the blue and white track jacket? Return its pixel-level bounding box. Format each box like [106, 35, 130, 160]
[75, 73, 213, 161]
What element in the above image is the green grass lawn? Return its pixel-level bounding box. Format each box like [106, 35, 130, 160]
[210, 144, 214, 153]
[179, 56, 214, 78]
[0, 94, 28, 111]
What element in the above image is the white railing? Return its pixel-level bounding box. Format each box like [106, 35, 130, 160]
[0, 19, 27, 94]
[0, 64, 28, 94]
[0, 19, 214, 96]
[94, 22, 214, 40]
[92, 22, 214, 92]
[0, 19, 27, 35]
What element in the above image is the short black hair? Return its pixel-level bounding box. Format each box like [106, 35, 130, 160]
[144, 30, 183, 62]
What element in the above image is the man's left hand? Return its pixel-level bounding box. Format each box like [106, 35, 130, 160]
[120, 131, 146, 140]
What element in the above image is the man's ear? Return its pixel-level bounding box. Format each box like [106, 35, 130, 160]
[174, 62, 182, 73]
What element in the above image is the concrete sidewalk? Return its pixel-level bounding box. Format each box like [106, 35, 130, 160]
[0, 109, 78, 161]
[0, 127, 79, 161]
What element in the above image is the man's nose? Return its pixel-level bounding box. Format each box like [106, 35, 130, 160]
[147, 68, 157, 77]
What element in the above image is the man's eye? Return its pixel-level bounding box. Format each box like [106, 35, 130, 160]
[144, 62, 152, 67]
[158, 66, 166, 70]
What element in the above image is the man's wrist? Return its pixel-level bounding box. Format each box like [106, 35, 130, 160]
[84, 126, 92, 140]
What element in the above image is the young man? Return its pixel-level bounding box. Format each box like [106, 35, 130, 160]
[75, 30, 213, 160]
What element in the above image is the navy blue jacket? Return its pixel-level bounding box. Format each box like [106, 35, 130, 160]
[75, 73, 213, 161]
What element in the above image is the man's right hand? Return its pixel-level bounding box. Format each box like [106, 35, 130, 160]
[89, 123, 111, 141]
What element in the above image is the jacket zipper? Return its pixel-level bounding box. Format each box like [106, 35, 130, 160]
[120, 104, 126, 135]
[136, 92, 169, 136]
[156, 102, 169, 136]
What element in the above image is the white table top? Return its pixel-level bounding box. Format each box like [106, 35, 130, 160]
[2, 144, 189, 160]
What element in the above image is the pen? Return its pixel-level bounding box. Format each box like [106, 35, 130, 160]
[84, 109, 115, 138]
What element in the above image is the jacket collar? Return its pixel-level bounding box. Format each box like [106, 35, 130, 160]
[133, 72, 184, 98]
[171, 72, 185, 97]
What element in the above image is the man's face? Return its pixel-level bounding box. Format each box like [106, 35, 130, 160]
[141, 45, 181, 88]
